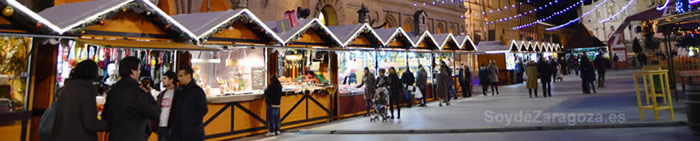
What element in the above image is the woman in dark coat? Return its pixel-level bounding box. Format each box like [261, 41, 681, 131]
[580, 56, 596, 94]
[437, 66, 449, 106]
[538, 57, 553, 97]
[478, 64, 490, 96]
[387, 67, 403, 119]
[53, 60, 107, 141]
[265, 75, 283, 136]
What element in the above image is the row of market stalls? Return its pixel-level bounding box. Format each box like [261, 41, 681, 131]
[475, 40, 561, 84]
[0, 0, 555, 140]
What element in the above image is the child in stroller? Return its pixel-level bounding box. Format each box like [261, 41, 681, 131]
[370, 87, 391, 122]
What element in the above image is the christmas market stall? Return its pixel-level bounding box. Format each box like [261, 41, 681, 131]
[171, 9, 288, 140]
[407, 31, 440, 101]
[433, 33, 464, 96]
[328, 23, 384, 118]
[264, 17, 341, 134]
[475, 40, 523, 85]
[35, 0, 219, 140]
[454, 35, 478, 85]
[0, 1, 56, 140]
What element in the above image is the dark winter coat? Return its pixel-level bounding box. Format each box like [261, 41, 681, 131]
[538, 61, 553, 82]
[437, 68, 449, 99]
[171, 81, 208, 141]
[416, 68, 428, 89]
[102, 78, 159, 141]
[388, 73, 403, 97]
[401, 71, 415, 86]
[52, 79, 108, 141]
[594, 57, 608, 73]
[580, 59, 596, 81]
[265, 78, 283, 106]
[478, 67, 490, 85]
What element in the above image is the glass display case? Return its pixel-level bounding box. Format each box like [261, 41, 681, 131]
[338, 51, 375, 95]
[0, 36, 31, 111]
[377, 51, 407, 76]
[407, 52, 433, 82]
[276, 49, 331, 93]
[190, 48, 266, 97]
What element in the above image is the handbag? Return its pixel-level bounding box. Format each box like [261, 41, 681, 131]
[39, 100, 58, 141]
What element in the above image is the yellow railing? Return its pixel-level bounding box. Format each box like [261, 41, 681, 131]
[633, 69, 675, 121]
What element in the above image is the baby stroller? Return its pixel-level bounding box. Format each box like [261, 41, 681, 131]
[370, 87, 391, 122]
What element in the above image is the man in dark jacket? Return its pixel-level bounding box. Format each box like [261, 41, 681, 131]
[549, 57, 559, 83]
[103, 57, 159, 141]
[53, 60, 107, 141]
[460, 65, 472, 97]
[171, 66, 208, 141]
[580, 56, 596, 94]
[401, 68, 415, 107]
[265, 75, 283, 136]
[538, 57, 553, 97]
[478, 64, 490, 96]
[415, 65, 428, 107]
[387, 67, 403, 119]
[594, 55, 608, 88]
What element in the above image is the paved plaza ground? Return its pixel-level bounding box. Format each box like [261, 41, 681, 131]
[236, 69, 698, 141]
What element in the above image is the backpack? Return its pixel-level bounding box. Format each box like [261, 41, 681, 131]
[38, 100, 58, 141]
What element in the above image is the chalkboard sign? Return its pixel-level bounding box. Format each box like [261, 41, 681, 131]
[251, 67, 266, 90]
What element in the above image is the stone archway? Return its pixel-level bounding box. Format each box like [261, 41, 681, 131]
[319, 5, 339, 26]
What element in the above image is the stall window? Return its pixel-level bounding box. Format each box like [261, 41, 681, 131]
[276, 49, 331, 91]
[0, 37, 31, 111]
[377, 51, 407, 76]
[190, 48, 266, 96]
[338, 51, 375, 94]
[57, 41, 177, 98]
[407, 52, 433, 82]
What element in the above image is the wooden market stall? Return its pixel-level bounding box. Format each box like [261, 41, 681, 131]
[0, 1, 57, 140]
[407, 31, 440, 101]
[171, 9, 283, 140]
[263, 17, 341, 137]
[34, 1, 219, 141]
[328, 23, 384, 118]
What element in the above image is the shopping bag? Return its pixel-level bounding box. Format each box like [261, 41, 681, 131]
[39, 101, 58, 141]
[409, 86, 423, 99]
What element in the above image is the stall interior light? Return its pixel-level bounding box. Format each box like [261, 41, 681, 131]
[484, 50, 510, 54]
[191, 59, 221, 63]
[285, 55, 303, 60]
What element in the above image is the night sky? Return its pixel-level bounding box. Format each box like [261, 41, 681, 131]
[517, 0, 586, 25]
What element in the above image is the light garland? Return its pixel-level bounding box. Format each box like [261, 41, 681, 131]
[512, 1, 583, 30]
[657, 0, 672, 11]
[599, 0, 636, 23]
[483, 0, 563, 24]
[546, 0, 610, 31]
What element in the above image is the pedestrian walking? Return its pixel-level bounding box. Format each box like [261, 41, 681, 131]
[488, 60, 500, 95]
[549, 57, 559, 83]
[415, 64, 428, 107]
[52, 60, 107, 141]
[459, 65, 472, 97]
[594, 54, 608, 88]
[613, 54, 620, 70]
[265, 75, 283, 136]
[580, 56, 596, 94]
[171, 66, 208, 141]
[438, 65, 450, 106]
[525, 61, 539, 98]
[356, 67, 376, 116]
[401, 67, 415, 107]
[156, 71, 178, 141]
[442, 61, 457, 100]
[387, 67, 403, 119]
[572, 55, 580, 76]
[538, 57, 553, 97]
[560, 57, 568, 75]
[478, 64, 489, 96]
[103, 57, 159, 141]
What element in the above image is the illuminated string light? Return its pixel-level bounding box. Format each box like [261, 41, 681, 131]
[547, 0, 611, 31]
[599, 0, 635, 23]
[657, 0, 671, 11]
[513, 1, 584, 30]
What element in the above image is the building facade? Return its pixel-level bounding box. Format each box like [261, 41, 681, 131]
[581, 0, 661, 42]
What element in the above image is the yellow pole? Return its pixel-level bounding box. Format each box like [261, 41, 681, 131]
[634, 73, 644, 120]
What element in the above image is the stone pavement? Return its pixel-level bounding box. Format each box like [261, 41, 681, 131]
[234, 69, 697, 141]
